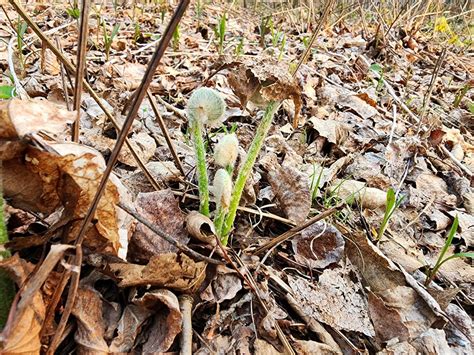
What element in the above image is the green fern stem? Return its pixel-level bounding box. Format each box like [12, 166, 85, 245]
[221, 101, 279, 244]
[190, 117, 210, 216]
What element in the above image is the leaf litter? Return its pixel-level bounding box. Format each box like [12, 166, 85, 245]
[0, 1, 473, 354]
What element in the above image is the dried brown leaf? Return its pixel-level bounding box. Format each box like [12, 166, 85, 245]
[127, 190, 188, 263]
[72, 286, 109, 354]
[0, 254, 45, 354]
[109, 252, 207, 290]
[226, 58, 302, 127]
[262, 153, 310, 223]
[292, 222, 345, 269]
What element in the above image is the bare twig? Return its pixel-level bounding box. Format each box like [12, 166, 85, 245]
[154, 94, 187, 120]
[147, 91, 185, 176]
[253, 204, 344, 256]
[72, 0, 90, 142]
[291, 0, 335, 77]
[440, 145, 473, 178]
[55, 37, 71, 110]
[416, 47, 446, 133]
[179, 295, 194, 355]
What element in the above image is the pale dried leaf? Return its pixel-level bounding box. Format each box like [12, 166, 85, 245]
[337, 95, 378, 119]
[330, 179, 386, 209]
[288, 267, 375, 337]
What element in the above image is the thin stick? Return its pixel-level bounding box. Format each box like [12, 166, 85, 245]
[388, 104, 397, 144]
[55, 37, 71, 110]
[154, 94, 187, 120]
[179, 295, 194, 355]
[440, 145, 473, 178]
[253, 203, 344, 256]
[72, 0, 90, 142]
[416, 47, 446, 133]
[147, 91, 185, 176]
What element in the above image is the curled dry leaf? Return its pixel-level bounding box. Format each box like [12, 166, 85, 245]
[127, 190, 188, 264]
[262, 153, 311, 223]
[186, 210, 216, 246]
[330, 179, 387, 209]
[109, 252, 207, 291]
[292, 222, 345, 269]
[0, 98, 75, 160]
[109, 305, 152, 352]
[72, 285, 182, 354]
[133, 289, 182, 353]
[225, 57, 302, 127]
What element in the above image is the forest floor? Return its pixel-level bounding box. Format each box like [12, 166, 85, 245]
[0, 1, 473, 354]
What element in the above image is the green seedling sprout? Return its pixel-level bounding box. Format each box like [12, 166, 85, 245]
[172, 24, 180, 51]
[195, 0, 206, 25]
[310, 164, 325, 202]
[425, 216, 474, 287]
[235, 37, 244, 57]
[214, 13, 227, 55]
[102, 21, 120, 61]
[259, 15, 272, 48]
[186, 88, 226, 217]
[16, 18, 27, 72]
[278, 34, 286, 61]
[133, 22, 141, 44]
[377, 188, 404, 240]
[0, 86, 16, 99]
[66, 0, 80, 19]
